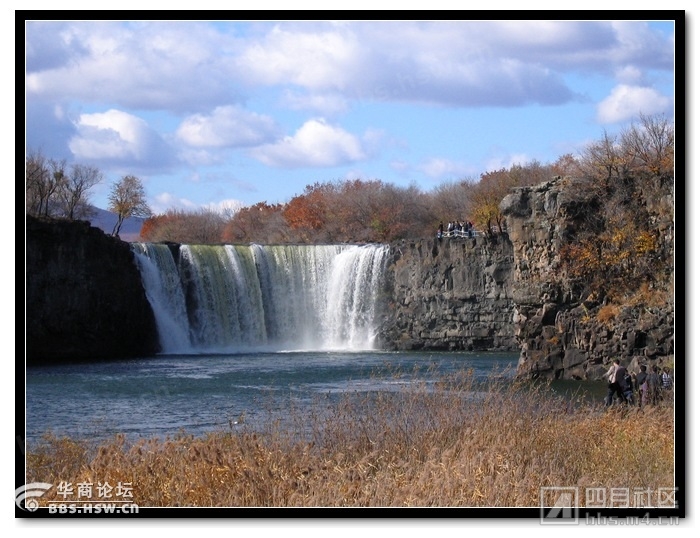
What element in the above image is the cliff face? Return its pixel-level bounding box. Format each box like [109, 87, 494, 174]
[26, 216, 160, 365]
[500, 178, 674, 379]
[376, 235, 517, 352]
[26, 182, 674, 378]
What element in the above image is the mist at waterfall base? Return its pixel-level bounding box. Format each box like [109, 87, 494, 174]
[26, 243, 524, 445]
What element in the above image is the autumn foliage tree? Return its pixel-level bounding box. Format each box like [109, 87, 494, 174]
[282, 179, 433, 243]
[428, 180, 474, 226]
[559, 113, 674, 303]
[109, 175, 152, 237]
[283, 182, 336, 242]
[222, 202, 288, 244]
[140, 209, 228, 244]
[467, 161, 553, 235]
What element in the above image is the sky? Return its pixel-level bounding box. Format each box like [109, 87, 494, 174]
[23, 17, 677, 216]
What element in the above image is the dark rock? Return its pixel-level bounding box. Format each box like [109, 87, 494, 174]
[377, 235, 518, 352]
[26, 216, 160, 365]
[501, 177, 674, 380]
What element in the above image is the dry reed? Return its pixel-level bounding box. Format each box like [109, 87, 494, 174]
[26, 368, 675, 507]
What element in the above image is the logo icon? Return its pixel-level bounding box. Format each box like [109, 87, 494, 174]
[540, 486, 579, 524]
[15, 482, 52, 511]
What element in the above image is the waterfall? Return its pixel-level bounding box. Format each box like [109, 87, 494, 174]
[132, 243, 191, 353]
[131, 243, 389, 353]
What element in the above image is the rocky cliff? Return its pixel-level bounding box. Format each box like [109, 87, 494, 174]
[26, 180, 674, 378]
[376, 235, 517, 352]
[500, 178, 674, 380]
[26, 216, 160, 365]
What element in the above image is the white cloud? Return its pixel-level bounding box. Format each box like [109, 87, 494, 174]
[177, 148, 222, 167]
[390, 160, 411, 174]
[151, 193, 244, 216]
[26, 22, 239, 112]
[151, 192, 198, 215]
[26, 21, 673, 115]
[204, 199, 245, 215]
[69, 109, 171, 165]
[615, 65, 645, 85]
[176, 105, 279, 148]
[484, 153, 531, 173]
[597, 84, 673, 124]
[281, 90, 349, 116]
[235, 22, 576, 107]
[418, 157, 474, 179]
[235, 25, 362, 90]
[250, 119, 366, 168]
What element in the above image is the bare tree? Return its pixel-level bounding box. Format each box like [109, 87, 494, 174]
[25, 152, 66, 217]
[109, 175, 152, 237]
[429, 180, 474, 225]
[620, 113, 674, 178]
[59, 163, 102, 220]
[25, 150, 48, 216]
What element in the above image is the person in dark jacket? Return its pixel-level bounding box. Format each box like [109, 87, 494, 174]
[635, 365, 648, 408]
[647, 365, 662, 405]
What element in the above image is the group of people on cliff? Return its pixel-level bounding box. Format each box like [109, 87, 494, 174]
[436, 220, 476, 240]
[604, 358, 673, 408]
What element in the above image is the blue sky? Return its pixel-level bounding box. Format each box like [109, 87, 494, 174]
[24, 18, 676, 216]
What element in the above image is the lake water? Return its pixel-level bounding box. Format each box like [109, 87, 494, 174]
[25, 350, 520, 446]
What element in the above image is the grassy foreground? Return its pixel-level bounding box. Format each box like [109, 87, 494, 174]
[26, 371, 675, 507]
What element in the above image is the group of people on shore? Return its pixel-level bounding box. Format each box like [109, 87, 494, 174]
[604, 358, 673, 408]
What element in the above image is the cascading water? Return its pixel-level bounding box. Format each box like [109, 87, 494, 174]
[131, 243, 389, 353]
[131, 243, 191, 353]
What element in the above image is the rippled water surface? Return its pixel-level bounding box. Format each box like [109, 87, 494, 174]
[26, 351, 520, 444]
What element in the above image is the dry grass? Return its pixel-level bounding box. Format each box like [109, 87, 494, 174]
[596, 304, 621, 326]
[623, 281, 673, 309]
[26, 370, 675, 507]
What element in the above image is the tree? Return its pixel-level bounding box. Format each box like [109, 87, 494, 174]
[551, 153, 581, 177]
[619, 113, 674, 178]
[469, 168, 517, 234]
[222, 202, 288, 244]
[108, 175, 152, 237]
[283, 182, 335, 242]
[139, 208, 228, 244]
[26, 151, 103, 220]
[26, 152, 66, 218]
[429, 179, 474, 225]
[58, 163, 102, 220]
[558, 116, 674, 303]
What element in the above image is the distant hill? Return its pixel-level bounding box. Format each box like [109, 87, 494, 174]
[88, 207, 146, 242]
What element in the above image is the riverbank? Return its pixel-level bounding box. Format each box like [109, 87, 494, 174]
[26, 374, 674, 508]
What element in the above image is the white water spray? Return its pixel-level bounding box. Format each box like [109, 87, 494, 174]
[132, 243, 389, 353]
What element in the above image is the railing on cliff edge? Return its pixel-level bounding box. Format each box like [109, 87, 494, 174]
[437, 225, 504, 239]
